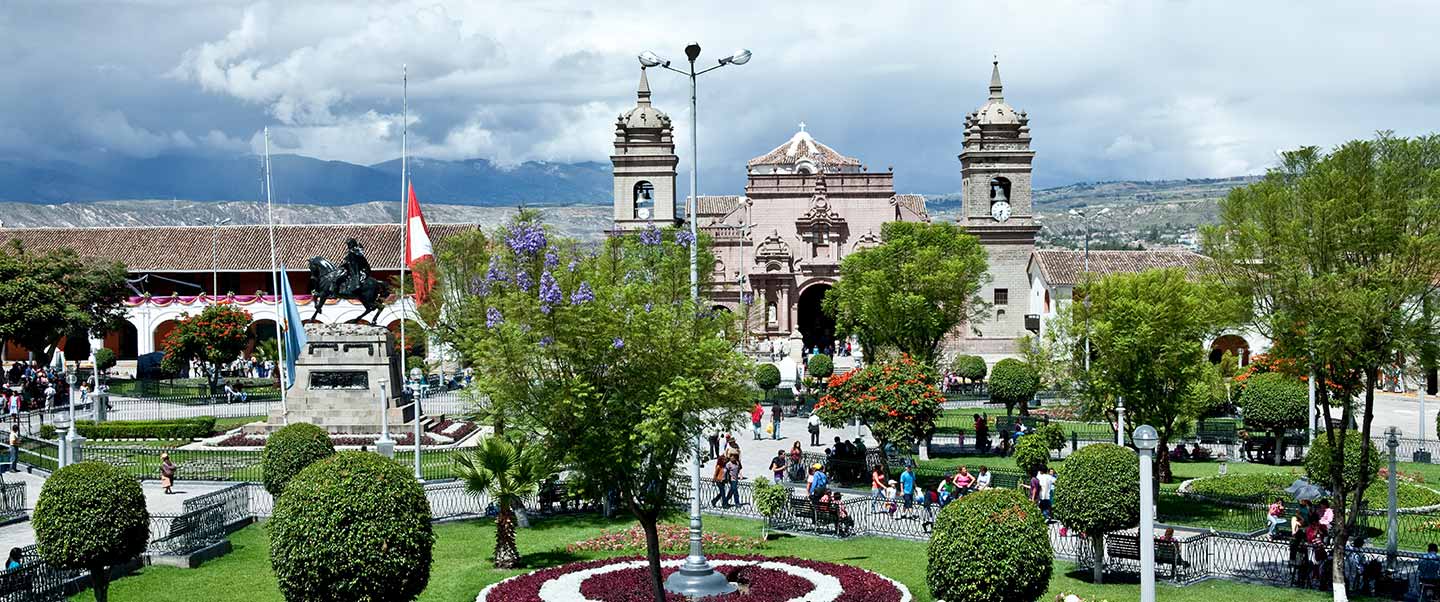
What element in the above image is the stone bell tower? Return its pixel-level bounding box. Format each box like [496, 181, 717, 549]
[612, 67, 679, 230]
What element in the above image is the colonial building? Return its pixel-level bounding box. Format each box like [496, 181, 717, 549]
[0, 223, 474, 373]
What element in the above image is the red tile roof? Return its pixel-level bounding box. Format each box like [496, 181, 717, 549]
[1030, 248, 1212, 286]
[0, 223, 479, 272]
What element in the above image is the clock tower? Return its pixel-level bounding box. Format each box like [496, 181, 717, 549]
[612, 67, 678, 230]
[956, 60, 1040, 352]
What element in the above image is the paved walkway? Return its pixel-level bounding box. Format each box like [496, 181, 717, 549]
[710, 408, 875, 486]
[0, 471, 235, 552]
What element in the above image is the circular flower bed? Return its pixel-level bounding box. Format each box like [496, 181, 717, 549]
[1184, 473, 1440, 510]
[477, 554, 911, 602]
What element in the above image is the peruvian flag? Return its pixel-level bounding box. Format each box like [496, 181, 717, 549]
[405, 182, 437, 305]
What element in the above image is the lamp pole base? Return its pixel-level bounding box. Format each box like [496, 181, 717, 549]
[664, 559, 736, 598]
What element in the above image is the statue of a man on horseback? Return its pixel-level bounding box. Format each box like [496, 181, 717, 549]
[308, 238, 391, 323]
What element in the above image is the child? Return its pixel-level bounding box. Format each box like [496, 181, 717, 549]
[883, 479, 899, 515]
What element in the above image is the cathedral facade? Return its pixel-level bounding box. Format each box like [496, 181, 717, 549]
[610, 62, 1037, 361]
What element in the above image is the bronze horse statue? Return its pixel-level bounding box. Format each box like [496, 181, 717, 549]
[307, 251, 391, 324]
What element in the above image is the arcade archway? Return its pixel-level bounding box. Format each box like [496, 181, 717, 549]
[1210, 334, 1251, 366]
[797, 283, 836, 354]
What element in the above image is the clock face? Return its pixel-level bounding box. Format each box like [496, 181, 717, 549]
[637, 207, 652, 220]
[990, 201, 1012, 222]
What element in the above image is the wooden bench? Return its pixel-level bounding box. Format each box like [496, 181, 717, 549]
[788, 496, 851, 537]
[1196, 420, 1238, 445]
[1105, 533, 1188, 579]
[1241, 435, 1277, 463]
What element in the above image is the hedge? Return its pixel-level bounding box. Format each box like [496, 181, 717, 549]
[262, 422, 337, 497]
[1187, 472, 1440, 509]
[74, 417, 216, 440]
[927, 488, 1052, 602]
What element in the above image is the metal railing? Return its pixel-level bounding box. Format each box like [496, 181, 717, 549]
[0, 545, 85, 602]
[147, 503, 228, 557]
[182, 483, 254, 530]
[0, 482, 25, 523]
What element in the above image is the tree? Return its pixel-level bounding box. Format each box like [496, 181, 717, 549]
[1013, 434, 1050, 477]
[1203, 134, 1440, 599]
[93, 348, 117, 373]
[814, 356, 945, 452]
[269, 452, 434, 602]
[261, 422, 336, 497]
[754, 364, 782, 401]
[951, 355, 987, 383]
[807, 354, 833, 381]
[823, 221, 990, 367]
[455, 435, 552, 569]
[926, 488, 1052, 602]
[989, 358, 1040, 416]
[430, 216, 752, 602]
[0, 240, 129, 365]
[159, 305, 253, 392]
[751, 477, 790, 540]
[1239, 372, 1309, 465]
[1053, 443, 1139, 584]
[1075, 268, 1236, 483]
[33, 462, 149, 602]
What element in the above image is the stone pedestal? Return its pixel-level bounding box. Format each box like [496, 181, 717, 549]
[252, 323, 408, 434]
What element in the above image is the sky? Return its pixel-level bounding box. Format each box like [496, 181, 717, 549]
[3, 0, 1440, 194]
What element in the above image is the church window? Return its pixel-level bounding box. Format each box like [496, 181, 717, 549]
[994, 288, 1009, 305]
[633, 181, 655, 219]
[713, 259, 725, 274]
[989, 177, 1012, 202]
[1044, 289, 1051, 313]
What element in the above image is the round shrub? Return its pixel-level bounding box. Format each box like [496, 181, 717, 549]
[38, 424, 56, 440]
[1240, 372, 1308, 431]
[952, 354, 988, 383]
[1014, 434, 1050, 476]
[270, 452, 435, 602]
[754, 363, 782, 395]
[261, 422, 336, 496]
[807, 354, 834, 380]
[33, 461, 149, 602]
[1054, 443, 1138, 583]
[1305, 431, 1381, 494]
[94, 348, 117, 373]
[927, 488, 1052, 602]
[1038, 423, 1067, 452]
[989, 358, 1039, 413]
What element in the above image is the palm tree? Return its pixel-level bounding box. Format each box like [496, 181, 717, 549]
[455, 435, 552, 568]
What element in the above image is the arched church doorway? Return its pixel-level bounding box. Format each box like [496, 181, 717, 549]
[797, 283, 836, 354]
[1210, 334, 1251, 366]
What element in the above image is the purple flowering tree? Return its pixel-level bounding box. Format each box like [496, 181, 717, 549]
[427, 213, 752, 599]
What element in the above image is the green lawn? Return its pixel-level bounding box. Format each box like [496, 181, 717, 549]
[70, 513, 1387, 602]
[213, 416, 266, 433]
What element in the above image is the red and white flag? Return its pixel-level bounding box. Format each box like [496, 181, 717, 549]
[405, 182, 437, 304]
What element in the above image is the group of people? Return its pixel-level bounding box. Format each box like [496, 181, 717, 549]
[4, 361, 64, 413]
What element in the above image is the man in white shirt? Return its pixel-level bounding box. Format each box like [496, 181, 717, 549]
[1036, 468, 1057, 521]
[808, 412, 822, 447]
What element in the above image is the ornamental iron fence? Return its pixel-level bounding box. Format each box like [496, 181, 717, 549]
[147, 503, 228, 557]
[0, 482, 25, 523]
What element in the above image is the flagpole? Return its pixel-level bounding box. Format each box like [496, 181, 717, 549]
[401, 65, 422, 480]
[264, 127, 288, 423]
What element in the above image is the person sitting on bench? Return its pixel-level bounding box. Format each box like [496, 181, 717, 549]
[1419, 543, 1440, 591]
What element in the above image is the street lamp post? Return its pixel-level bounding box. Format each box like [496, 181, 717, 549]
[195, 217, 232, 295]
[1115, 397, 1125, 446]
[640, 43, 751, 600]
[1133, 425, 1159, 602]
[1386, 426, 1401, 567]
[65, 371, 85, 465]
[376, 378, 395, 458]
[1069, 208, 1109, 373]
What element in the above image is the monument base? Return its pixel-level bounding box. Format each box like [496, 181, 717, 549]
[250, 323, 409, 434]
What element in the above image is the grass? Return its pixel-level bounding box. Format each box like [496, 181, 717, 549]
[69, 513, 1389, 602]
[212, 416, 266, 434]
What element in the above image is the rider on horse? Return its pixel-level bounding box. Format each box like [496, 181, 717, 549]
[339, 238, 371, 296]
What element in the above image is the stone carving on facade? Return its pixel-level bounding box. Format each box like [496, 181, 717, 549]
[754, 230, 794, 274]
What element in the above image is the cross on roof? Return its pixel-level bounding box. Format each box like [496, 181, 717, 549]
[798, 121, 806, 132]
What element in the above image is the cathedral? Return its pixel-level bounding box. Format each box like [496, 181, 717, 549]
[610, 61, 1037, 362]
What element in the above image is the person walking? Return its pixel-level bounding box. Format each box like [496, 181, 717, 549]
[707, 432, 721, 461]
[808, 412, 822, 447]
[770, 398, 784, 440]
[710, 457, 729, 508]
[160, 453, 177, 494]
[723, 455, 742, 508]
[7, 429, 18, 473]
[769, 450, 787, 482]
[1035, 468, 1057, 521]
[751, 402, 764, 440]
[870, 465, 887, 513]
[899, 465, 917, 520]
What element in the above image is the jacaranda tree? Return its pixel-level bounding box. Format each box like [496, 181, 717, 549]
[429, 214, 752, 602]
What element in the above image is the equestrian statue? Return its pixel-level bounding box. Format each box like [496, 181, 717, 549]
[308, 238, 391, 324]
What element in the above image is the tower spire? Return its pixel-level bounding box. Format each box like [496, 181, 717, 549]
[989, 57, 1004, 101]
[637, 67, 652, 106]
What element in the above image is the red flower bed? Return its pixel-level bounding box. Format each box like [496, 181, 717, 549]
[479, 554, 908, 602]
[566, 523, 762, 553]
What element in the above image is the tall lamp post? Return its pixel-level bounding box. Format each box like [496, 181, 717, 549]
[1069, 207, 1109, 373]
[195, 217, 232, 295]
[1132, 425, 1159, 602]
[1386, 426, 1401, 567]
[639, 42, 751, 599]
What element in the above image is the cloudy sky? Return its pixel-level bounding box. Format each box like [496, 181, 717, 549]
[4, 0, 1440, 193]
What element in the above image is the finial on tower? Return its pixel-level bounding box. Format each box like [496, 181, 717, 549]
[637, 67, 652, 106]
[989, 57, 1004, 101]
[798, 121, 807, 133]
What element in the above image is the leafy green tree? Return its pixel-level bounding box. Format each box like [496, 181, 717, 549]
[159, 305, 253, 392]
[823, 221, 990, 367]
[1075, 268, 1236, 483]
[33, 462, 150, 602]
[1038, 423, 1067, 456]
[807, 354, 833, 380]
[1013, 434, 1050, 477]
[1053, 443, 1139, 584]
[754, 363, 782, 401]
[1203, 134, 1440, 596]
[950, 354, 987, 383]
[431, 216, 752, 602]
[456, 435, 553, 569]
[989, 358, 1039, 416]
[93, 348, 117, 373]
[1239, 372, 1309, 465]
[751, 477, 790, 540]
[0, 240, 129, 365]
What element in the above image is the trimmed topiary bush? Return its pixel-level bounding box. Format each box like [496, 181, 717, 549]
[755, 363, 782, 399]
[38, 424, 56, 440]
[1305, 431, 1382, 494]
[270, 452, 434, 602]
[989, 358, 1039, 415]
[73, 416, 216, 440]
[1240, 372, 1308, 465]
[93, 348, 117, 373]
[33, 461, 150, 602]
[1039, 423, 1067, 454]
[927, 488, 1052, 602]
[1053, 443, 1140, 583]
[1014, 433, 1050, 477]
[261, 422, 336, 496]
[952, 354, 988, 383]
[807, 354, 834, 380]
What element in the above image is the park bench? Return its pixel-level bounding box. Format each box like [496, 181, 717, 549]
[1241, 435, 1278, 463]
[988, 471, 1024, 490]
[1105, 533, 1188, 579]
[1196, 420, 1238, 445]
[788, 496, 851, 537]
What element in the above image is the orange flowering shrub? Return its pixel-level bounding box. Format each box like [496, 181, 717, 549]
[814, 355, 943, 447]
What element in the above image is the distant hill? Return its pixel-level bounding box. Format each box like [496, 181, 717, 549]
[0, 154, 613, 206]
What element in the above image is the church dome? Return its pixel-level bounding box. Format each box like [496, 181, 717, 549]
[971, 60, 1025, 126]
[747, 126, 861, 173]
[617, 68, 671, 130]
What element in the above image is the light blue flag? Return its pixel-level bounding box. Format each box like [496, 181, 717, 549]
[279, 273, 308, 390]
